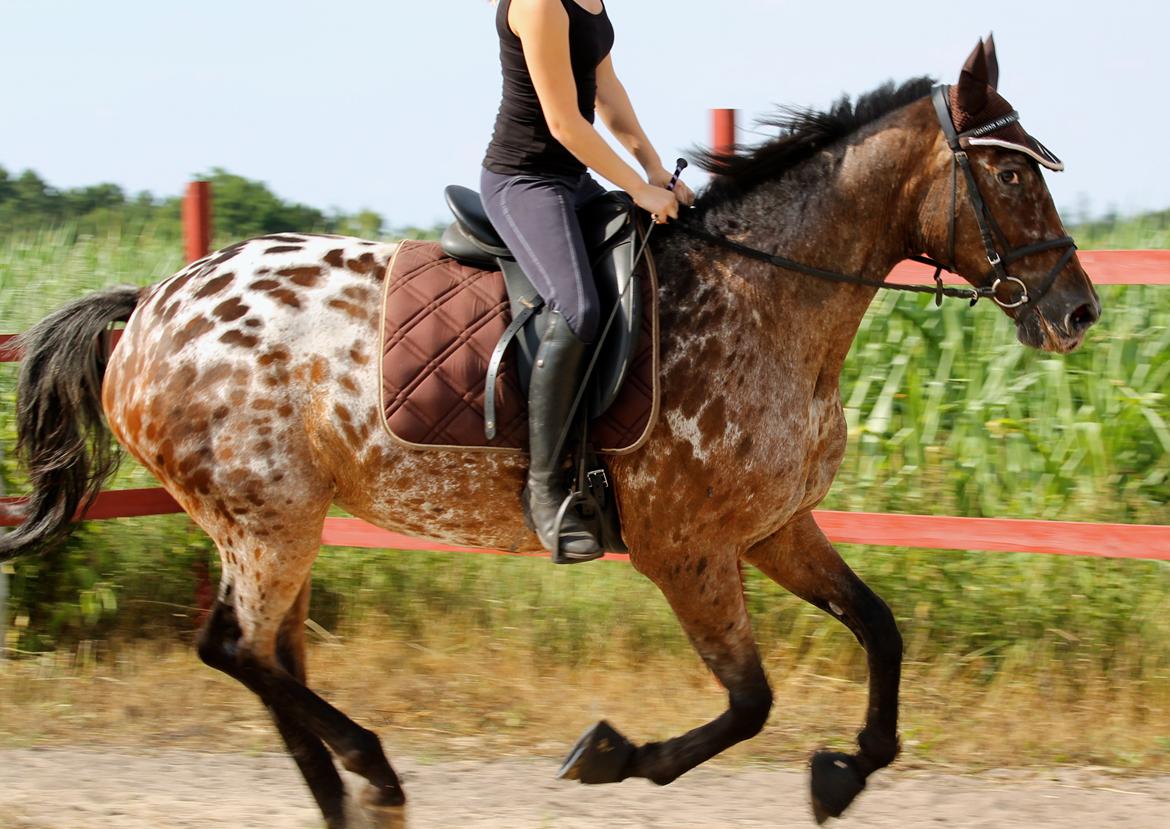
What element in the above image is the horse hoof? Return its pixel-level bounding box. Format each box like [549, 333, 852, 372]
[809, 751, 866, 824]
[348, 790, 409, 827]
[346, 790, 407, 829]
[360, 782, 407, 809]
[556, 719, 635, 785]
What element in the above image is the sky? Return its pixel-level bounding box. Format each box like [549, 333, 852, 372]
[4, 0, 1168, 229]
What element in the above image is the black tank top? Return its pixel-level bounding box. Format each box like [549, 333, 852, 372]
[483, 0, 614, 177]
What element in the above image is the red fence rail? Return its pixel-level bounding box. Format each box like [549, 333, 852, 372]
[1, 488, 1167, 561]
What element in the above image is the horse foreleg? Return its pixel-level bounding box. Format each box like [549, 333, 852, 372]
[744, 512, 903, 824]
[559, 549, 772, 786]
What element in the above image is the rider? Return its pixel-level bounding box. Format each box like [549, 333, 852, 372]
[481, 0, 693, 561]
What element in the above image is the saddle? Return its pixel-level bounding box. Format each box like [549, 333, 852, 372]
[378, 186, 661, 556]
[440, 185, 643, 422]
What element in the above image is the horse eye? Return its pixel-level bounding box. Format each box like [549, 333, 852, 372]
[998, 170, 1021, 185]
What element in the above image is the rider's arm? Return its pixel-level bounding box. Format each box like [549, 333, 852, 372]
[510, 0, 675, 217]
[595, 56, 666, 177]
[596, 55, 695, 206]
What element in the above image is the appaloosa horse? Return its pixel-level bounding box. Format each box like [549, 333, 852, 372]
[2, 40, 1098, 826]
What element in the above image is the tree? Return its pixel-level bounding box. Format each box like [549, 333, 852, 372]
[203, 168, 329, 239]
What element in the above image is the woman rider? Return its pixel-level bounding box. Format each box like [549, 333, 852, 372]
[481, 0, 694, 561]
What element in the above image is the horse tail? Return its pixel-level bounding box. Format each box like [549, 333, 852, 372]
[0, 286, 142, 561]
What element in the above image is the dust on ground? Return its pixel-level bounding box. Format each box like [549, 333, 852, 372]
[2, 747, 1169, 828]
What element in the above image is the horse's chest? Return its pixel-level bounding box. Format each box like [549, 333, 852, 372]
[616, 362, 847, 550]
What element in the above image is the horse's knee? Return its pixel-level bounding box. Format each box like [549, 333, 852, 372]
[729, 681, 773, 742]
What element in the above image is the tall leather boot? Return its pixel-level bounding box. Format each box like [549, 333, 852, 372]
[524, 312, 603, 561]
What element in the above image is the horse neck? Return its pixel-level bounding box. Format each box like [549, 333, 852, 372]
[680, 101, 938, 369]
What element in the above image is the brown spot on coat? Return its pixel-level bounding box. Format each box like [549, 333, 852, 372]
[220, 330, 259, 349]
[279, 266, 324, 287]
[328, 299, 367, 321]
[213, 297, 249, 322]
[269, 288, 302, 309]
[156, 272, 194, 308]
[258, 347, 291, 366]
[265, 245, 303, 254]
[172, 316, 216, 349]
[324, 249, 345, 268]
[345, 253, 379, 274]
[194, 273, 235, 299]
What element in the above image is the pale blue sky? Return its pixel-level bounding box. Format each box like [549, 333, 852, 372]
[4, 0, 1166, 228]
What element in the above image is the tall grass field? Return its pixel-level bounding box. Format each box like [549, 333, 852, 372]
[1, 219, 1168, 768]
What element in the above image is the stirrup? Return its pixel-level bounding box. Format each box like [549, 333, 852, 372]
[550, 490, 604, 565]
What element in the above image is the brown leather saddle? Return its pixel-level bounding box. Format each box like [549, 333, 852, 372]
[378, 187, 660, 555]
[439, 185, 646, 427]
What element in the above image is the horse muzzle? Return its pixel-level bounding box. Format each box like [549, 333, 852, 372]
[1015, 288, 1100, 354]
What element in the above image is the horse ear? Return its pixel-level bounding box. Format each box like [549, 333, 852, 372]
[983, 32, 1000, 88]
[956, 38, 990, 113]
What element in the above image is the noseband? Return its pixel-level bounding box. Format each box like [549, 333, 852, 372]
[677, 86, 1077, 310]
[922, 84, 1077, 310]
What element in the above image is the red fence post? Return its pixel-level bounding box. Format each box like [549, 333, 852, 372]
[182, 181, 212, 263]
[182, 180, 214, 621]
[712, 108, 737, 156]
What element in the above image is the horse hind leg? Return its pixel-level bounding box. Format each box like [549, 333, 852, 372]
[559, 548, 773, 787]
[743, 512, 903, 824]
[195, 524, 405, 828]
[272, 579, 347, 826]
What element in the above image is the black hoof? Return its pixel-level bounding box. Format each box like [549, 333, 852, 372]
[348, 789, 407, 829]
[360, 782, 406, 808]
[556, 720, 635, 785]
[810, 751, 866, 824]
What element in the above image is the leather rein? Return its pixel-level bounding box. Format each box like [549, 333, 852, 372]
[677, 85, 1077, 310]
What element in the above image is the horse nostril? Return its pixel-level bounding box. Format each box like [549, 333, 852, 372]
[1067, 302, 1099, 333]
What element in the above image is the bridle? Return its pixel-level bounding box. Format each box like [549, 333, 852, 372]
[676, 85, 1078, 310]
[924, 84, 1077, 310]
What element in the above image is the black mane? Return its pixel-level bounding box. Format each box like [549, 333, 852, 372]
[694, 77, 936, 211]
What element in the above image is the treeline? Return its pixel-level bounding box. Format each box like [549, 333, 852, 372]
[0, 165, 442, 242]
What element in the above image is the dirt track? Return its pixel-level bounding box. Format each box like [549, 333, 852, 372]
[2, 748, 1169, 828]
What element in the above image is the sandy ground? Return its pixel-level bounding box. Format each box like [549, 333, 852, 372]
[2, 748, 1169, 828]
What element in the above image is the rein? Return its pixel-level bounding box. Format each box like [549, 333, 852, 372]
[676, 85, 1077, 310]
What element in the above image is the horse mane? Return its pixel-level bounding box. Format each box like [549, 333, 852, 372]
[694, 76, 937, 211]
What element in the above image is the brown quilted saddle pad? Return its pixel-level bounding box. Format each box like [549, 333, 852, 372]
[379, 240, 659, 454]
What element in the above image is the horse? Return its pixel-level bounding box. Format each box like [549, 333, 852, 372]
[1, 40, 1099, 827]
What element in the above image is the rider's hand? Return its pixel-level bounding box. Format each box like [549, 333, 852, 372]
[634, 183, 679, 225]
[648, 166, 696, 207]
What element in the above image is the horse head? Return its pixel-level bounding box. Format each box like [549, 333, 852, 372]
[916, 36, 1100, 353]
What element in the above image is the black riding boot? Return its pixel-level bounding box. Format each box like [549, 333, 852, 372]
[523, 312, 602, 562]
